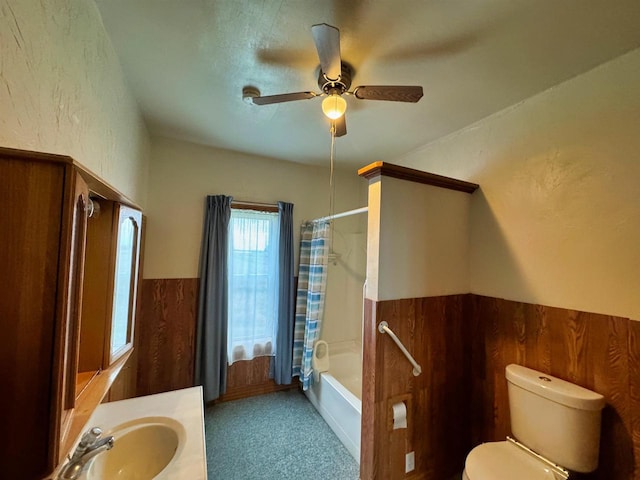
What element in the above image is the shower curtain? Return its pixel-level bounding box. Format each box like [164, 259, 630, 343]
[292, 220, 330, 390]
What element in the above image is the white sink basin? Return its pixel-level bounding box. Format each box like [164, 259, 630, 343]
[86, 417, 185, 479]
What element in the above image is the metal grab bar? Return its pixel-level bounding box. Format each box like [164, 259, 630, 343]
[378, 321, 422, 376]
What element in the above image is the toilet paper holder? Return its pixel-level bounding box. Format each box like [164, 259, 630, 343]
[387, 393, 412, 432]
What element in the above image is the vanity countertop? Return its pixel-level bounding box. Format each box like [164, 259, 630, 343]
[86, 386, 207, 479]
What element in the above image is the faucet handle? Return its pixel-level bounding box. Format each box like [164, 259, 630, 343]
[79, 427, 102, 448]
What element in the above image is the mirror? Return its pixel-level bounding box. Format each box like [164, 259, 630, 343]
[110, 207, 141, 363]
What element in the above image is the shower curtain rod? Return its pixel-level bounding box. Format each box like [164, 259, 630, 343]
[311, 206, 368, 223]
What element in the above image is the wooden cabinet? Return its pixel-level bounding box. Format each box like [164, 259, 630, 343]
[0, 156, 87, 478]
[79, 202, 143, 369]
[0, 148, 143, 479]
[56, 167, 91, 468]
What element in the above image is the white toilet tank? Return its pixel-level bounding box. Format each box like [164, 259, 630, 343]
[506, 364, 605, 473]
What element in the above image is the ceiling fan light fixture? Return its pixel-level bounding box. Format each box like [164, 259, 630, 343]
[322, 94, 347, 119]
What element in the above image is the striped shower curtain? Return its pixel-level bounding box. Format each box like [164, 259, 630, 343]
[292, 220, 330, 390]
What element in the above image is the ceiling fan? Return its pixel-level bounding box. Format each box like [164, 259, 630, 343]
[248, 23, 424, 137]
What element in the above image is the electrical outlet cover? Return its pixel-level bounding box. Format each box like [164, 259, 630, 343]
[405, 451, 415, 472]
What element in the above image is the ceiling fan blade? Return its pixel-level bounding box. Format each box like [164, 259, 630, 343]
[311, 23, 341, 81]
[353, 86, 423, 103]
[333, 116, 347, 137]
[251, 91, 317, 105]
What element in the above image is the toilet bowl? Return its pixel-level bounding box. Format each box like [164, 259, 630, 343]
[463, 440, 562, 480]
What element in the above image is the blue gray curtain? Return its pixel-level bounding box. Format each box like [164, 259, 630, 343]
[273, 201, 294, 384]
[195, 195, 232, 403]
[291, 220, 330, 389]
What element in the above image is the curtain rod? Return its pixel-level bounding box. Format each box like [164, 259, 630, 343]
[311, 206, 368, 223]
[231, 200, 278, 207]
[231, 200, 279, 212]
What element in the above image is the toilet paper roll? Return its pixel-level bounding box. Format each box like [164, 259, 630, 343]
[392, 401, 407, 429]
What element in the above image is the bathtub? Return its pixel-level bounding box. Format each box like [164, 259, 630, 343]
[304, 345, 362, 463]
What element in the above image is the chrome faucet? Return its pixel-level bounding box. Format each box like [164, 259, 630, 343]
[57, 427, 114, 480]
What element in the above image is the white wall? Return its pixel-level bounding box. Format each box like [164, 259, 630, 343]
[395, 48, 640, 320]
[322, 218, 367, 347]
[144, 135, 367, 279]
[366, 176, 472, 301]
[0, 0, 150, 206]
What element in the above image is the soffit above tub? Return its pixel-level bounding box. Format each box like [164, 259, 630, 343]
[95, 0, 640, 168]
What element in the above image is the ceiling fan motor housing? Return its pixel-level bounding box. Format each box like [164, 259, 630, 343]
[318, 62, 353, 95]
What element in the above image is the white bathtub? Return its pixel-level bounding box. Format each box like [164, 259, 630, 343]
[305, 346, 362, 463]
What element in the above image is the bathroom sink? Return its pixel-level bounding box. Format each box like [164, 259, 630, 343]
[85, 417, 185, 479]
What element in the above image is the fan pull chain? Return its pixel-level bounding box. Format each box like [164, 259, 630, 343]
[328, 122, 336, 252]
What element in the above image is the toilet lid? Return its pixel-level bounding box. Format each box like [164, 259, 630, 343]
[465, 441, 558, 480]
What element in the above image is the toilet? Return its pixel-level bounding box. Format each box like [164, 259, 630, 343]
[463, 364, 605, 480]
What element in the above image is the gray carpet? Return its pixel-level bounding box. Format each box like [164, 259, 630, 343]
[204, 389, 360, 480]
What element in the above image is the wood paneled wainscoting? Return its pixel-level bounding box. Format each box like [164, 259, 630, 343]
[136, 278, 199, 396]
[216, 357, 297, 403]
[361, 294, 639, 480]
[136, 278, 296, 401]
[469, 295, 640, 480]
[361, 295, 471, 480]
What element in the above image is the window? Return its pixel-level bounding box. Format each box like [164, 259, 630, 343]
[227, 208, 279, 364]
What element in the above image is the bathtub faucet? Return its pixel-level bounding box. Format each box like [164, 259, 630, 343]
[57, 427, 115, 479]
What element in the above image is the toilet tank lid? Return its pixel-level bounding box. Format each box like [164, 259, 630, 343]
[506, 364, 605, 411]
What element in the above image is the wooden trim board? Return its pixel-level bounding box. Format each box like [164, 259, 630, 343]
[358, 161, 479, 194]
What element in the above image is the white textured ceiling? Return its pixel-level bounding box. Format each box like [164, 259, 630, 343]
[95, 0, 640, 168]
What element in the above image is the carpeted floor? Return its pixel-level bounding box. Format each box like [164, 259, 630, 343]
[204, 389, 360, 480]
